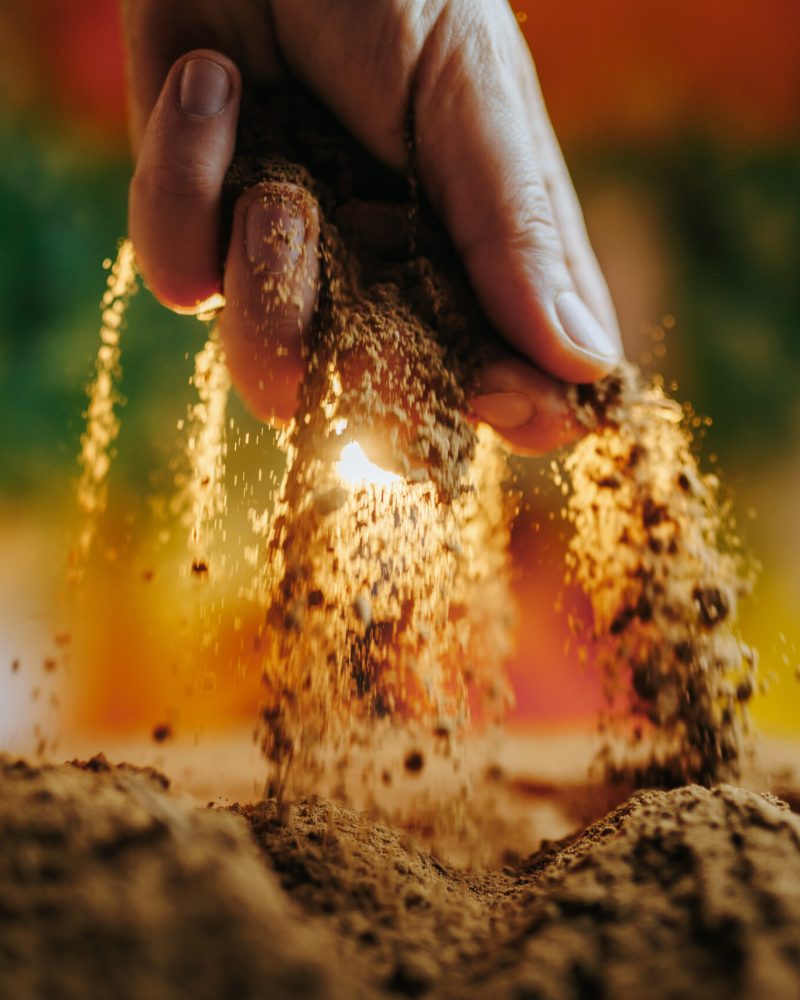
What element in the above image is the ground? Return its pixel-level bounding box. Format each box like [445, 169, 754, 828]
[1, 754, 799, 999]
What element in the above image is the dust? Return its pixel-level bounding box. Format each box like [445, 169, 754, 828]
[70, 239, 137, 575]
[179, 328, 231, 574]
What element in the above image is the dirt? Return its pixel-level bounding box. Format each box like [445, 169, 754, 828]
[565, 365, 758, 785]
[48, 80, 780, 1000]
[218, 86, 760, 804]
[227, 88, 515, 802]
[71, 239, 137, 577]
[2, 754, 799, 1000]
[72, 84, 759, 810]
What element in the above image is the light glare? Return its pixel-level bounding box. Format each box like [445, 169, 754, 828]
[336, 441, 401, 487]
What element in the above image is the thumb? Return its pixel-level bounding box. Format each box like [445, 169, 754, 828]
[412, 0, 621, 383]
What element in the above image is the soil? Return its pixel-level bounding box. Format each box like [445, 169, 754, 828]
[229, 88, 515, 799]
[75, 87, 760, 815]
[222, 87, 758, 800]
[566, 365, 758, 786]
[49, 81, 783, 1000]
[2, 754, 799, 1000]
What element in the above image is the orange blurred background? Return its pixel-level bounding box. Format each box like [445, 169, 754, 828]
[6, 1, 799, 145]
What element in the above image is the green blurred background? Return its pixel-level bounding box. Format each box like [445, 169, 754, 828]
[0, 0, 798, 745]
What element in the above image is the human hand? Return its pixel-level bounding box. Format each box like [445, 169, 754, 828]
[125, 0, 622, 454]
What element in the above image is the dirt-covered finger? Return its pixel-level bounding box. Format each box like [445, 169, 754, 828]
[219, 181, 321, 424]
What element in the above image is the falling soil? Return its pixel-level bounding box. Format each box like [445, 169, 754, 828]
[69, 89, 760, 819]
[2, 755, 799, 1000]
[70, 239, 137, 575]
[228, 89, 515, 802]
[565, 365, 758, 786]
[180, 328, 230, 571]
[219, 87, 757, 800]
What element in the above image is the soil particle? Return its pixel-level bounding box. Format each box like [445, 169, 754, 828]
[151, 723, 173, 744]
[3, 757, 798, 1000]
[403, 750, 425, 774]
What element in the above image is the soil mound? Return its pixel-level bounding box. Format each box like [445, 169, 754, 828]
[2, 755, 799, 999]
[0, 755, 347, 1000]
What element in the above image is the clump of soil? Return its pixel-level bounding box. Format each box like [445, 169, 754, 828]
[2, 755, 799, 999]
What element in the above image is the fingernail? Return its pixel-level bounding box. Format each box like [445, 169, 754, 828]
[246, 199, 306, 272]
[555, 291, 620, 361]
[179, 58, 231, 117]
[470, 392, 534, 430]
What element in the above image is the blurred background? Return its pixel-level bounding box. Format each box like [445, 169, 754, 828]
[1, 0, 798, 761]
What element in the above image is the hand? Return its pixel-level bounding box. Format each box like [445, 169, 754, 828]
[125, 0, 622, 454]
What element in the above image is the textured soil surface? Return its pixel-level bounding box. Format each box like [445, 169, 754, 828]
[1, 754, 800, 1000]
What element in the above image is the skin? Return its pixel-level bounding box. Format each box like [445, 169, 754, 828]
[124, 0, 622, 453]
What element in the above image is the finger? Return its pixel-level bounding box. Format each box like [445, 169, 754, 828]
[219, 182, 321, 423]
[469, 356, 582, 455]
[123, 0, 280, 154]
[268, 0, 620, 385]
[412, 0, 621, 384]
[525, 87, 621, 347]
[129, 49, 241, 311]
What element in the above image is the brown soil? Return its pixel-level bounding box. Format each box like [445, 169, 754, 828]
[2, 754, 799, 1000]
[51, 81, 781, 1000]
[566, 365, 758, 786]
[229, 89, 515, 799]
[221, 87, 758, 801]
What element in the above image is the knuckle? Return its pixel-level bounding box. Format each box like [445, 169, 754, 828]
[515, 212, 562, 261]
[502, 175, 564, 259]
[464, 173, 561, 264]
[133, 153, 220, 203]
